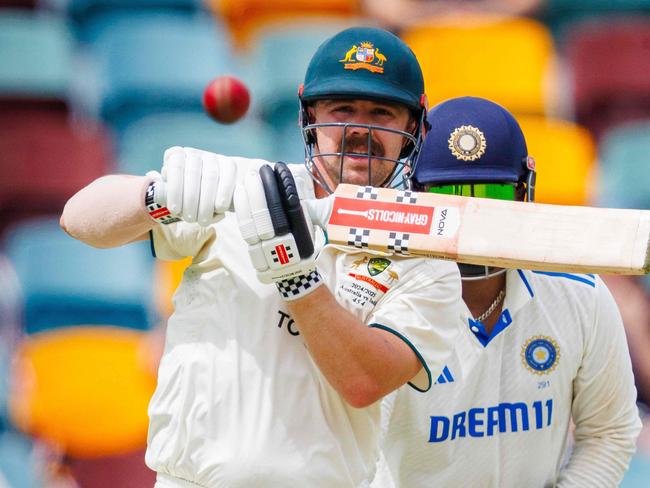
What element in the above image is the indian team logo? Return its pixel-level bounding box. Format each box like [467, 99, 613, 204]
[339, 41, 387, 74]
[448, 125, 487, 162]
[521, 336, 560, 375]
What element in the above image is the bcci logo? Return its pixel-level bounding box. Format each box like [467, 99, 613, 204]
[521, 336, 560, 375]
[448, 125, 487, 162]
[339, 41, 387, 74]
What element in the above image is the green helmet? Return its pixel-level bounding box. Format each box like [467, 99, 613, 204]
[299, 26, 428, 193]
[301, 26, 426, 112]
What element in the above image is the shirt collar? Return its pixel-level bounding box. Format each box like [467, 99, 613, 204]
[505, 269, 535, 315]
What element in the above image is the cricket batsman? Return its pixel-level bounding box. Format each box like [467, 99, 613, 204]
[60, 27, 462, 487]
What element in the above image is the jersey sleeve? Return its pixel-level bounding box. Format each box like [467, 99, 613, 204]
[150, 221, 216, 261]
[367, 260, 461, 393]
[556, 278, 642, 487]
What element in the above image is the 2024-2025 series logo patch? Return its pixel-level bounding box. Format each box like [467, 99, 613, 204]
[521, 335, 560, 375]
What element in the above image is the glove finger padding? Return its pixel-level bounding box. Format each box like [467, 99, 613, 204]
[181, 149, 203, 222]
[163, 147, 185, 216]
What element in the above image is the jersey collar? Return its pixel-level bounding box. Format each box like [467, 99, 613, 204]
[465, 269, 536, 347]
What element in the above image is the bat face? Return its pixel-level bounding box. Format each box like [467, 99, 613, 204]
[324, 184, 650, 275]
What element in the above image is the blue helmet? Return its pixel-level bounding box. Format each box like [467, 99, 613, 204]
[412, 96, 535, 199]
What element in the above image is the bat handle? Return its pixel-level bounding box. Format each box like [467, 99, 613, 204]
[303, 196, 333, 229]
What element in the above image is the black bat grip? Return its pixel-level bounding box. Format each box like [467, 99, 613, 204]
[274, 162, 314, 259]
[260, 164, 291, 236]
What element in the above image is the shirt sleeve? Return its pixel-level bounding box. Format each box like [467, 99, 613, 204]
[557, 278, 642, 487]
[367, 259, 461, 393]
[150, 221, 216, 261]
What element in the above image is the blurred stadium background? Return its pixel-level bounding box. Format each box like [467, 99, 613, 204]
[0, 0, 649, 486]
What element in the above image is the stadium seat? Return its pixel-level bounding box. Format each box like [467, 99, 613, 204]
[543, 0, 650, 37]
[244, 23, 347, 162]
[402, 15, 557, 117]
[207, 0, 358, 49]
[596, 121, 650, 210]
[0, 109, 113, 237]
[0, 430, 44, 488]
[8, 326, 157, 458]
[84, 11, 233, 131]
[66, 0, 203, 36]
[117, 111, 276, 175]
[154, 257, 192, 318]
[566, 18, 650, 138]
[518, 116, 596, 206]
[3, 218, 157, 333]
[67, 447, 156, 488]
[0, 10, 73, 108]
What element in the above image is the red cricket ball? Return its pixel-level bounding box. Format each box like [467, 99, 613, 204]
[202, 75, 251, 124]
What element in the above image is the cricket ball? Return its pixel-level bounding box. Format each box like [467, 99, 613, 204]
[202, 75, 250, 124]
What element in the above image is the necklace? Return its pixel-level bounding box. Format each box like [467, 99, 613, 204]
[475, 289, 505, 322]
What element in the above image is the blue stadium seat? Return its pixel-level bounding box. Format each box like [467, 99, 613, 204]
[117, 111, 276, 175]
[0, 10, 73, 103]
[544, 0, 650, 39]
[67, 0, 203, 22]
[597, 121, 650, 210]
[3, 218, 156, 334]
[0, 430, 43, 488]
[245, 23, 349, 163]
[84, 11, 234, 131]
[596, 121, 650, 292]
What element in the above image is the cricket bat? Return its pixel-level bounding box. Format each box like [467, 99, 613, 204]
[307, 184, 650, 275]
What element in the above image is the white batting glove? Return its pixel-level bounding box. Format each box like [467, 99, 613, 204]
[234, 167, 323, 301]
[154, 146, 238, 226]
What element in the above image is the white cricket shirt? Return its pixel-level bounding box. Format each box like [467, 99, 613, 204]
[373, 269, 641, 488]
[145, 163, 461, 487]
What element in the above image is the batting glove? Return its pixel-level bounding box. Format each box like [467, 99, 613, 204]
[147, 146, 243, 226]
[234, 163, 323, 301]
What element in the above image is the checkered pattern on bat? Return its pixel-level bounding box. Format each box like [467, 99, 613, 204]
[356, 186, 379, 200]
[396, 190, 417, 204]
[388, 232, 410, 254]
[348, 228, 370, 248]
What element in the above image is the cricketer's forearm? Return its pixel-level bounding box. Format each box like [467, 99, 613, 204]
[61, 175, 154, 248]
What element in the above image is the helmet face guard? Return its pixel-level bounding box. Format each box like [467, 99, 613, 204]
[299, 105, 427, 193]
[299, 26, 427, 193]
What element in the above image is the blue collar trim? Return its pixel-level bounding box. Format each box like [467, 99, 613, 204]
[468, 309, 513, 347]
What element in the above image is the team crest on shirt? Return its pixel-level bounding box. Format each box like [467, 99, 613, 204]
[367, 257, 392, 276]
[339, 41, 387, 74]
[521, 335, 560, 375]
[340, 255, 398, 310]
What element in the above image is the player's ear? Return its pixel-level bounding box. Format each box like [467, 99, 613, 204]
[306, 104, 317, 124]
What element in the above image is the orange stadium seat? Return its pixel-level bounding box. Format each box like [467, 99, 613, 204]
[517, 116, 596, 206]
[8, 326, 158, 458]
[207, 0, 359, 48]
[402, 15, 556, 116]
[154, 257, 192, 318]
